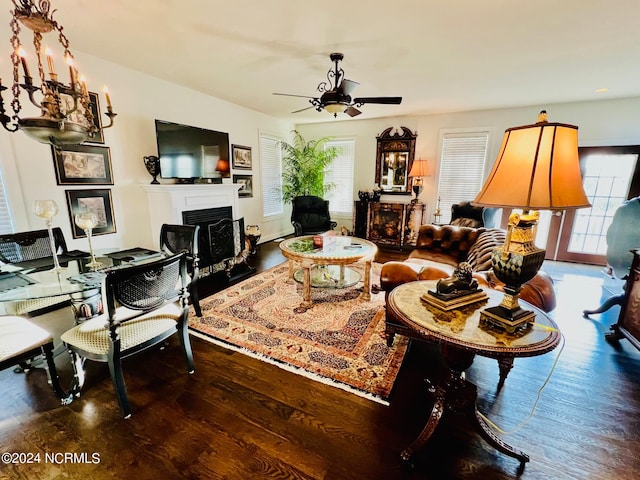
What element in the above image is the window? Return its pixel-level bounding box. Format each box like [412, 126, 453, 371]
[0, 168, 14, 234]
[324, 138, 355, 214]
[259, 133, 283, 217]
[436, 131, 489, 223]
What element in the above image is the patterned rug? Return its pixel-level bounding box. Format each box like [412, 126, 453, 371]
[188, 262, 409, 404]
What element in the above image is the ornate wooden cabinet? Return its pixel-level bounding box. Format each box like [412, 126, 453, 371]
[353, 201, 424, 249]
[607, 248, 640, 350]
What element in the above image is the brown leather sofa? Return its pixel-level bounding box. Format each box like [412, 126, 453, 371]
[380, 224, 557, 313]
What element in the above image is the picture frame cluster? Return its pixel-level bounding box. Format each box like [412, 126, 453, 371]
[52, 92, 116, 237]
[231, 144, 253, 197]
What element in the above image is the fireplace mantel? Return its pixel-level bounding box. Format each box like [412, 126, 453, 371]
[143, 184, 241, 245]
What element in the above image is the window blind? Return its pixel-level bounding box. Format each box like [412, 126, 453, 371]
[324, 138, 355, 214]
[437, 131, 489, 223]
[0, 168, 14, 234]
[260, 133, 283, 217]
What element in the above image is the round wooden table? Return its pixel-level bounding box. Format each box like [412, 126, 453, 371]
[279, 236, 377, 308]
[387, 280, 561, 470]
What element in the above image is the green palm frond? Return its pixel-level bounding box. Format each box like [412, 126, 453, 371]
[279, 130, 339, 204]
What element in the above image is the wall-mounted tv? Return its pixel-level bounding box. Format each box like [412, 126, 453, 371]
[155, 119, 230, 181]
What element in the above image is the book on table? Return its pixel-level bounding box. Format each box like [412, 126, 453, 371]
[421, 289, 489, 311]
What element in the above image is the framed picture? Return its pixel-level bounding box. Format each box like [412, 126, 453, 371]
[233, 174, 253, 198]
[65, 189, 116, 238]
[58, 90, 105, 144]
[52, 144, 113, 185]
[232, 144, 252, 169]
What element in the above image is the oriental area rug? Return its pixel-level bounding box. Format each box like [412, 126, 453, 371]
[188, 262, 409, 404]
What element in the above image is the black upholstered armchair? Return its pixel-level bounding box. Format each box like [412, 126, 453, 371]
[450, 201, 500, 228]
[291, 195, 337, 236]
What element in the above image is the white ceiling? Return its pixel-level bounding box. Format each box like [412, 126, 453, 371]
[4, 0, 640, 123]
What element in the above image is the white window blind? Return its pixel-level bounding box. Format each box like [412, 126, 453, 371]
[260, 133, 283, 217]
[0, 168, 14, 234]
[437, 131, 489, 223]
[324, 138, 355, 214]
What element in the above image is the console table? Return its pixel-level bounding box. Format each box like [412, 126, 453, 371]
[386, 280, 561, 470]
[353, 201, 424, 249]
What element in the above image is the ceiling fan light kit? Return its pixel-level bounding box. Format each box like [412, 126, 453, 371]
[274, 52, 402, 118]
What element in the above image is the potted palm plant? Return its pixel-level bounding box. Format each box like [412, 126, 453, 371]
[280, 130, 339, 204]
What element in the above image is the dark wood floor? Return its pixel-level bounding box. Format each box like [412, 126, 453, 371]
[2, 240, 640, 479]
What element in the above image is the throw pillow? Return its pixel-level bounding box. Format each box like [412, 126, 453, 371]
[466, 228, 506, 271]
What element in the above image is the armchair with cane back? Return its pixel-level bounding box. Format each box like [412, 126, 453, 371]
[61, 253, 194, 418]
[159, 223, 202, 316]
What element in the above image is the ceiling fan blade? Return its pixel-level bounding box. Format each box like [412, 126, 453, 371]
[353, 96, 402, 105]
[291, 105, 315, 114]
[273, 92, 318, 99]
[339, 79, 359, 96]
[345, 106, 362, 117]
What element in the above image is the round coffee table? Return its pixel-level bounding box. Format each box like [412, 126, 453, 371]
[387, 280, 561, 470]
[279, 236, 377, 308]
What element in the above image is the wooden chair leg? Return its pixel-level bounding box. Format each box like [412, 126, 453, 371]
[107, 349, 131, 419]
[190, 284, 202, 317]
[178, 323, 195, 374]
[67, 349, 87, 399]
[41, 342, 74, 404]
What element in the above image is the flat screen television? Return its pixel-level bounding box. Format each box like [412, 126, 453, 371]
[155, 119, 230, 182]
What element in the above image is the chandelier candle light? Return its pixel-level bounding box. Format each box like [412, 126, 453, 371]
[472, 110, 591, 332]
[0, 0, 116, 146]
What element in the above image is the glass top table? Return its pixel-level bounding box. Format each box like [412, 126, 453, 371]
[0, 248, 165, 320]
[279, 235, 378, 308]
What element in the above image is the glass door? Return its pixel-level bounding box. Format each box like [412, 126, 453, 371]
[545, 146, 640, 264]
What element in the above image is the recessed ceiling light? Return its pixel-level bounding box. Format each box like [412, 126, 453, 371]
[595, 88, 609, 93]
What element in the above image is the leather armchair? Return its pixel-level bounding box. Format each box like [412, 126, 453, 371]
[450, 201, 500, 228]
[291, 195, 337, 236]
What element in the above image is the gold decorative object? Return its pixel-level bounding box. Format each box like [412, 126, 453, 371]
[1, 0, 116, 146]
[473, 110, 591, 332]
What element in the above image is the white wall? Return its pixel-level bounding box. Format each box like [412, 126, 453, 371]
[0, 51, 294, 251]
[3, 48, 640, 251]
[296, 97, 640, 224]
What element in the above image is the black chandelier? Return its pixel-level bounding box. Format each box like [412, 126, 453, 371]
[0, 0, 116, 146]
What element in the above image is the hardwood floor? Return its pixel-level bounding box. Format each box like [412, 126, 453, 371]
[1, 239, 640, 479]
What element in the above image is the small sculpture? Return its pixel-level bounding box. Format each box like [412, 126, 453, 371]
[436, 262, 479, 295]
[143, 155, 161, 184]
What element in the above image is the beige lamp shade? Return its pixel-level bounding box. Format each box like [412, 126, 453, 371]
[408, 158, 430, 177]
[473, 114, 591, 210]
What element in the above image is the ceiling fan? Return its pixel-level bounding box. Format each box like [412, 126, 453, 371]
[274, 52, 402, 118]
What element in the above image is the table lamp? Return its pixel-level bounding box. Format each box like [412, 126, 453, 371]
[408, 158, 430, 204]
[472, 110, 591, 332]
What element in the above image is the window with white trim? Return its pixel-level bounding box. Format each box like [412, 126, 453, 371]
[324, 138, 355, 214]
[260, 133, 283, 217]
[437, 131, 490, 223]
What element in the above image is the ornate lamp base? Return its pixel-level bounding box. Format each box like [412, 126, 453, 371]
[483, 211, 545, 333]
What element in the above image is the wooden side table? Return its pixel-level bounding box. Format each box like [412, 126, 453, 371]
[387, 280, 561, 470]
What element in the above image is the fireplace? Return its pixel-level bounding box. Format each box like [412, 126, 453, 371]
[143, 183, 241, 251]
[182, 206, 234, 268]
